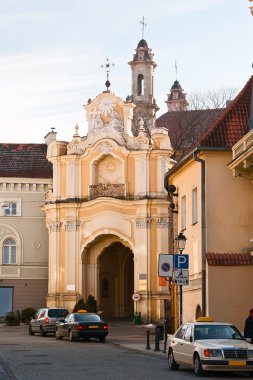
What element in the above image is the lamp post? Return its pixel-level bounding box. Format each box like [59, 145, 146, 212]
[175, 232, 187, 326]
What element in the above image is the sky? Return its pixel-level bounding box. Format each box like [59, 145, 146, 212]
[0, 0, 252, 144]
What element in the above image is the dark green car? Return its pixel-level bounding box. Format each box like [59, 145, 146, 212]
[55, 312, 109, 342]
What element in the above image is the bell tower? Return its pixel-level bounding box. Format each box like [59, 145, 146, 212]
[165, 80, 188, 112]
[128, 38, 158, 135]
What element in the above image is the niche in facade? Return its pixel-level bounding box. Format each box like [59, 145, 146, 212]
[93, 155, 123, 185]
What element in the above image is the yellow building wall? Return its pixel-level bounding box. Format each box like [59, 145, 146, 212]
[205, 152, 253, 253]
[208, 265, 253, 331]
[168, 151, 253, 326]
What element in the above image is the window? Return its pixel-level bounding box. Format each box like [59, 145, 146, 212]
[181, 196, 186, 230]
[137, 74, 144, 96]
[2, 238, 16, 264]
[175, 324, 188, 339]
[184, 325, 193, 340]
[4, 202, 17, 216]
[192, 188, 198, 224]
[0, 287, 13, 317]
[173, 92, 178, 99]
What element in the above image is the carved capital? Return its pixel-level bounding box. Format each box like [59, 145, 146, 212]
[49, 222, 61, 232]
[136, 217, 152, 229]
[64, 221, 81, 232]
[156, 217, 170, 228]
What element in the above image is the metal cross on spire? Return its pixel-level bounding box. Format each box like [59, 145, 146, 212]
[175, 61, 178, 80]
[100, 58, 115, 91]
[140, 16, 147, 39]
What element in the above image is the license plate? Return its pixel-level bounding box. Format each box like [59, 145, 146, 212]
[229, 360, 246, 366]
[89, 325, 98, 329]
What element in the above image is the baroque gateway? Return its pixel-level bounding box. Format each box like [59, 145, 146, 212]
[42, 39, 173, 321]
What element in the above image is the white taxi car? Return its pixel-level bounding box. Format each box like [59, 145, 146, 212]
[167, 317, 253, 377]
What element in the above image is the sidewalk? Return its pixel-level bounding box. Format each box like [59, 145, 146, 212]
[107, 320, 167, 359]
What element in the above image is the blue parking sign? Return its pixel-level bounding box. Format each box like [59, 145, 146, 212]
[174, 254, 189, 269]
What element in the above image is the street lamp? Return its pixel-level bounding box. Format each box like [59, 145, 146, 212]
[176, 232, 187, 252]
[175, 232, 187, 326]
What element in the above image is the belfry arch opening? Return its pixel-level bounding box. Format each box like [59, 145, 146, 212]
[98, 242, 134, 319]
[137, 74, 144, 96]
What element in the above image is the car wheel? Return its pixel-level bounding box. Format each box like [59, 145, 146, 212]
[193, 353, 204, 377]
[29, 325, 34, 336]
[168, 349, 179, 370]
[69, 330, 75, 342]
[40, 326, 46, 337]
[55, 329, 63, 340]
[99, 337, 106, 343]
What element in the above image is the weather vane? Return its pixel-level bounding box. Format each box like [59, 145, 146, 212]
[140, 16, 147, 39]
[100, 58, 115, 91]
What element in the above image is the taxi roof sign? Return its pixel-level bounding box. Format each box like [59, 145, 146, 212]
[196, 316, 214, 322]
[77, 309, 87, 313]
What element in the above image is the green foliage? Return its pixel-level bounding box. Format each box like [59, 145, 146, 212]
[72, 298, 87, 313]
[5, 311, 16, 322]
[5, 311, 20, 325]
[86, 294, 98, 313]
[21, 307, 37, 324]
[72, 295, 98, 313]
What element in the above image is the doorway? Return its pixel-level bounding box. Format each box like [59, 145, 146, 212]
[98, 242, 134, 319]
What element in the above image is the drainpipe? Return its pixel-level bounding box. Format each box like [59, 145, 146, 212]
[164, 176, 177, 332]
[193, 150, 206, 317]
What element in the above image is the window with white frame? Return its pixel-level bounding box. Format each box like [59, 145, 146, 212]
[181, 195, 186, 230]
[2, 238, 17, 264]
[192, 188, 198, 224]
[4, 202, 17, 216]
[0, 199, 21, 216]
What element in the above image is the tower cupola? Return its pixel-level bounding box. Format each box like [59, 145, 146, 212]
[165, 80, 188, 111]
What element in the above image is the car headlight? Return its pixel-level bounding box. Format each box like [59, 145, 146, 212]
[204, 349, 223, 358]
[248, 350, 253, 358]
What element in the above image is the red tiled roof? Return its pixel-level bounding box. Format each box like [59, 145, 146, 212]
[206, 252, 253, 266]
[0, 143, 52, 178]
[195, 75, 253, 148]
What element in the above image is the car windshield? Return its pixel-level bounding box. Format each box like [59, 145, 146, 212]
[74, 314, 101, 322]
[194, 324, 243, 340]
[48, 309, 69, 318]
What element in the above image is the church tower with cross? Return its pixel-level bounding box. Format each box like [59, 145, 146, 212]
[41, 25, 174, 323]
[128, 17, 159, 135]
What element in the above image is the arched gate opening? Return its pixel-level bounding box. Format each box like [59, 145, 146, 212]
[98, 242, 134, 319]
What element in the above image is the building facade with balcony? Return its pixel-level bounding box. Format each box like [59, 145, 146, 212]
[165, 75, 253, 330]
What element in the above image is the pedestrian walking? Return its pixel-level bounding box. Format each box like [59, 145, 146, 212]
[244, 308, 253, 343]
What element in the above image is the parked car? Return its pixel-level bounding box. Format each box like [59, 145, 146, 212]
[167, 317, 253, 377]
[29, 308, 69, 336]
[55, 310, 109, 342]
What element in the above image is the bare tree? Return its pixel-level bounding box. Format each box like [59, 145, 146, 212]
[157, 87, 237, 160]
[188, 87, 237, 111]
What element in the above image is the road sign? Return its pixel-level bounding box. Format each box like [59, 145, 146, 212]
[174, 269, 189, 278]
[158, 254, 173, 277]
[174, 254, 189, 269]
[174, 278, 189, 286]
[174, 269, 189, 286]
[132, 293, 141, 302]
